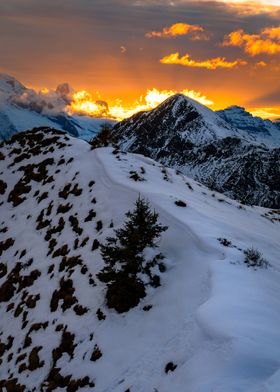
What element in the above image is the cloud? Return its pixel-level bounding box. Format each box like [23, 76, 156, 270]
[1, 0, 280, 112]
[223, 26, 280, 55]
[262, 26, 280, 39]
[255, 60, 267, 67]
[249, 107, 280, 119]
[247, 88, 280, 106]
[145, 22, 208, 40]
[120, 46, 127, 53]
[160, 52, 247, 69]
[210, 1, 280, 16]
[9, 83, 110, 117]
[199, 0, 280, 3]
[105, 87, 214, 120]
[69, 90, 109, 117]
[10, 86, 71, 115]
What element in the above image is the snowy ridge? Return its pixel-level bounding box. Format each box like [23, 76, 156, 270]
[0, 128, 280, 391]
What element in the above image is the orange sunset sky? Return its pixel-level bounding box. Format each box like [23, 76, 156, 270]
[1, 0, 280, 119]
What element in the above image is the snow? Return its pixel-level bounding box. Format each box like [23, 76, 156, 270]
[0, 73, 26, 96]
[170, 94, 252, 143]
[217, 106, 280, 148]
[0, 102, 62, 132]
[0, 129, 280, 391]
[70, 115, 116, 141]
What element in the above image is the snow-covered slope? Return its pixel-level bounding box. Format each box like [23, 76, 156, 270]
[112, 94, 280, 208]
[1, 128, 280, 391]
[217, 106, 280, 148]
[0, 74, 115, 141]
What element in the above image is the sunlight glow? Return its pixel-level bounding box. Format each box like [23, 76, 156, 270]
[68, 88, 214, 121]
[249, 107, 280, 119]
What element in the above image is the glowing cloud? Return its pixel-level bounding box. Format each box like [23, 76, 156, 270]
[68, 88, 214, 120]
[69, 91, 109, 117]
[223, 26, 280, 55]
[205, 1, 280, 15]
[262, 26, 280, 40]
[249, 107, 280, 119]
[255, 61, 267, 67]
[160, 52, 247, 70]
[209, 0, 280, 3]
[145, 23, 208, 40]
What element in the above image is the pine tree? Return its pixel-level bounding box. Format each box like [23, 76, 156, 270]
[98, 197, 168, 313]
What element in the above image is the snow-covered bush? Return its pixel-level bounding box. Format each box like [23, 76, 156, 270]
[244, 247, 269, 268]
[97, 197, 168, 313]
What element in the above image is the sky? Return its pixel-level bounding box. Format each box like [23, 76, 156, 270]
[0, 0, 280, 119]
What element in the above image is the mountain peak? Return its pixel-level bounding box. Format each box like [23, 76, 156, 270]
[113, 91, 243, 150]
[159, 93, 204, 111]
[0, 73, 26, 96]
[155, 93, 201, 119]
[226, 105, 246, 112]
[166, 93, 191, 102]
[0, 73, 17, 82]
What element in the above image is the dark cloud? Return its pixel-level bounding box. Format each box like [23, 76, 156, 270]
[1, 1, 279, 54]
[247, 89, 280, 106]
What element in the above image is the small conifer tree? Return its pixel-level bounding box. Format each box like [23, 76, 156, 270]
[98, 197, 167, 313]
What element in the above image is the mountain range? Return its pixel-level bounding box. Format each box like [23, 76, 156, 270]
[0, 127, 279, 391]
[1, 74, 280, 147]
[1, 74, 280, 209]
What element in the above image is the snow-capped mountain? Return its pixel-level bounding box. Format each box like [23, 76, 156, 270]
[217, 105, 280, 147]
[0, 74, 115, 141]
[112, 94, 280, 208]
[0, 127, 280, 391]
[113, 93, 251, 147]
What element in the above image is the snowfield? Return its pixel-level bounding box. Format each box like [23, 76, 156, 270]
[0, 128, 279, 391]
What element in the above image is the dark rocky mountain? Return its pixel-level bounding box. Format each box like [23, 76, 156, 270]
[112, 94, 280, 208]
[113, 94, 249, 148]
